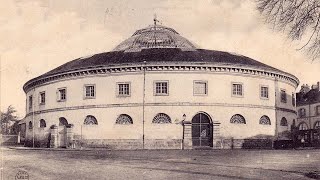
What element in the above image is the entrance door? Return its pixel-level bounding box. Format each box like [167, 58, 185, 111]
[58, 117, 68, 148]
[191, 112, 213, 147]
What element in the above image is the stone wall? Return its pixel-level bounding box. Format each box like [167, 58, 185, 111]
[71, 138, 183, 150]
[1, 135, 18, 146]
[215, 138, 273, 149]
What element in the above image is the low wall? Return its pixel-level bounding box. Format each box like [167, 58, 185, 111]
[215, 138, 273, 149]
[23, 132, 274, 150]
[1, 135, 18, 145]
[24, 135, 50, 148]
[77, 138, 273, 149]
[75, 139, 182, 150]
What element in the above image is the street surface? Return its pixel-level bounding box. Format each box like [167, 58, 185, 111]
[1, 148, 320, 180]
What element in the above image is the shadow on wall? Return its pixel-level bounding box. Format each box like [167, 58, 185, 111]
[25, 128, 51, 148]
[1, 135, 18, 146]
[241, 134, 274, 149]
[216, 135, 274, 149]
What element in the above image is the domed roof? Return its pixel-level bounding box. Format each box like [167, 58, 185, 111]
[36, 48, 293, 79]
[113, 24, 198, 52]
[23, 24, 299, 92]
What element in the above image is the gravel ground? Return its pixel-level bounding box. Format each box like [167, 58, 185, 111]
[1, 148, 319, 180]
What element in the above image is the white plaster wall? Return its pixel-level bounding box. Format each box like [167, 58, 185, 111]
[23, 71, 297, 142]
[26, 72, 281, 111]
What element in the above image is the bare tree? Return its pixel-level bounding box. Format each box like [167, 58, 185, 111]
[257, 0, 320, 61]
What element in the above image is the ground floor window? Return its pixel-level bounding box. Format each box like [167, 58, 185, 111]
[230, 114, 246, 124]
[280, 117, 287, 126]
[116, 114, 133, 124]
[59, 117, 68, 126]
[298, 122, 308, 130]
[84, 115, 98, 125]
[259, 115, 271, 125]
[152, 113, 171, 124]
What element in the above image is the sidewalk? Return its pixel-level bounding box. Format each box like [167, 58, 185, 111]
[3, 145, 319, 151]
[5, 146, 96, 151]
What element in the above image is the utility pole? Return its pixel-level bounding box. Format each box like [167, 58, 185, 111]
[274, 78, 279, 140]
[32, 88, 35, 148]
[142, 61, 146, 149]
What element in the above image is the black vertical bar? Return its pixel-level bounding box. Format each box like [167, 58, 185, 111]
[200, 114, 202, 147]
[142, 61, 146, 149]
[182, 124, 185, 150]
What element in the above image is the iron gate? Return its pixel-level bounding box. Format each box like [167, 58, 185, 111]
[191, 112, 213, 147]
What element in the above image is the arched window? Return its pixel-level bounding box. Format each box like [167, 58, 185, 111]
[230, 114, 246, 124]
[84, 115, 98, 125]
[116, 114, 133, 124]
[28, 121, 33, 129]
[59, 117, 68, 126]
[280, 117, 288, 126]
[259, 115, 271, 125]
[39, 119, 46, 128]
[298, 122, 308, 130]
[314, 121, 320, 129]
[298, 108, 306, 118]
[152, 113, 171, 124]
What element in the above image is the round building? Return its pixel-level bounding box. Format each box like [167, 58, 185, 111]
[20, 24, 299, 149]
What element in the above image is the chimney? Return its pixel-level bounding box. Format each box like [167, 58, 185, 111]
[300, 84, 311, 94]
[312, 84, 318, 90]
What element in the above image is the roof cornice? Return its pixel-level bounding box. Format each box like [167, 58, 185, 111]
[23, 63, 299, 93]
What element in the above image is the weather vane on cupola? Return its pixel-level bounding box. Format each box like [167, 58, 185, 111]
[153, 14, 161, 29]
[153, 14, 160, 45]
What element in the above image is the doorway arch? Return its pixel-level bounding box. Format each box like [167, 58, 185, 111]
[59, 117, 68, 126]
[191, 112, 213, 147]
[58, 117, 68, 148]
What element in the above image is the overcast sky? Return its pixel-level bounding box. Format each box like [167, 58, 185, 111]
[1, 0, 320, 118]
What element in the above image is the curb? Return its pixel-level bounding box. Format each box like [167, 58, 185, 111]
[7, 146, 94, 151]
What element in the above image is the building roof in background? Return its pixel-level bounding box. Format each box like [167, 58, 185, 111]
[296, 85, 320, 106]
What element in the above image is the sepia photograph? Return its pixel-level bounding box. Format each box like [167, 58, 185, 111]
[1, 0, 320, 179]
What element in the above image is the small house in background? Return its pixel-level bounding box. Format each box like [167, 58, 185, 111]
[295, 82, 320, 147]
